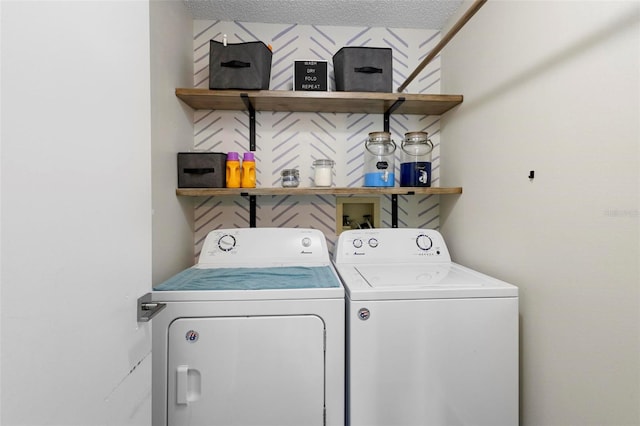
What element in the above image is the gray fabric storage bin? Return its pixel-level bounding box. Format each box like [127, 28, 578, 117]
[178, 152, 226, 188]
[209, 41, 272, 90]
[332, 47, 392, 92]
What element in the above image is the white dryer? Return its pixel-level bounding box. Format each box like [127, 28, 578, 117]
[151, 228, 344, 426]
[333, 228, 518, 426]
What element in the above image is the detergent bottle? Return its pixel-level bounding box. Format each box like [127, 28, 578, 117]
[226, 151, 241, 188]
[241, 152, 256, 188]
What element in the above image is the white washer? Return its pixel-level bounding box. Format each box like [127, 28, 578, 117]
[151, 228, 345, 426]
[333, 228, 518, 426]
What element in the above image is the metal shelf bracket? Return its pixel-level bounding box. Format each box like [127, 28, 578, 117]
[384, 97, 405, 225]
[240, 93, 257, 227]
[384, 97, 405, 132]
[240, 93, 256, 151]
[391, 194, 399, 228]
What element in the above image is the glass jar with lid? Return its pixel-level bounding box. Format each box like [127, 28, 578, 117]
[281, 169, 300, 187]
[312, 159, 334, 187]
[363, 131, 396, 187]
[400, 131, 434, 187]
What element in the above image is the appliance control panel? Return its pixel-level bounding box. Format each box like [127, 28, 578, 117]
[334, 228, 452, 264]
[198, 228, 330, 266]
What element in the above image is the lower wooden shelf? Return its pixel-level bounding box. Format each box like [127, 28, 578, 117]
[176, 187, 463, 197]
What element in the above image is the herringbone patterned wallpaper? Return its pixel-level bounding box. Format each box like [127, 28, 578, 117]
[191, 21, 444, 258]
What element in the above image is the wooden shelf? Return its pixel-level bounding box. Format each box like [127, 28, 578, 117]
[174, 88, 464, 227]
[176, 187, 463, 197]
[175, 89, 463, 115]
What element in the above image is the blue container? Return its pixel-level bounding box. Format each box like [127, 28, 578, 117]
[364, 172, 396, 187]
[400, 162, 431, 186]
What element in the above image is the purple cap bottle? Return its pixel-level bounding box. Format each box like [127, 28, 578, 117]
[227, 151, 240, 161]
[243, 152, 255, 162]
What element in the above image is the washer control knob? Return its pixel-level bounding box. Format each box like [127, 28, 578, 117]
[218, 234, 236, 251]
[301, 237, 312, 247]
[368, 238, 379, 248]
[352, 238, 363, 249]
[416, 234, 433, 251]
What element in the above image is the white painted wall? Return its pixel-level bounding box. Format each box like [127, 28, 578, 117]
[440, 1, 640, 425]
[0, 0, 3, 417]
[1, 2, 153, 424]
[149, 0, 195, 284]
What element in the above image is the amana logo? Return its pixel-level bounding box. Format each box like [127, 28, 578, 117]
[185, 330, 199, 343]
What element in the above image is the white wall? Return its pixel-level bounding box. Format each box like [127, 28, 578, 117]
[149, 0, 195, 284]
[1, 2, 153, 424]
[0, 0, 3, 417]
[440, 1, 639, 425]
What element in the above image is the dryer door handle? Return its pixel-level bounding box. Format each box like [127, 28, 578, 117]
[176, 365, 189, 405]
[176, 365, 201, 405]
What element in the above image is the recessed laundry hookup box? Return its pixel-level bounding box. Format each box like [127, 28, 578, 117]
[332, 47, 392, 92]
[209, 40, 272, 90]
[293, 60, 328, 91]
[177, 152, 226, 188]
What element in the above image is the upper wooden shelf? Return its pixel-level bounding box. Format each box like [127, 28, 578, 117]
[176, 187, 463, 197]
[175, 89, 463, 116]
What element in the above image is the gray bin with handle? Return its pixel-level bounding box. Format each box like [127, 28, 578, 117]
[209, 41, 272, 90]
[177, 152, 227, 188]
[332, 47, 392, 92]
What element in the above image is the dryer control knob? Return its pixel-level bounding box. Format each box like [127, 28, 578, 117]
[368, 238, 379, 248]
[218, 234, 236, 251]
[352, 238, 363, 248]
[416, 234, 433, 251]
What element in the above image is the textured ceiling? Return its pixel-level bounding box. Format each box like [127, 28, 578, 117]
[182, 0, 464, 30]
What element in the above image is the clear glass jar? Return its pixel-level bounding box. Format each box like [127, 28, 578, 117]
[363, 131, 396, 187]
[281, 169, 300, 187]
[400, 131, 433, 187]
[312, 159, 334, 187]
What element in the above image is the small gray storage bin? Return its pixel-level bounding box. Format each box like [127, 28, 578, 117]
[177, 152, 226, 188]
[209, 41, 272, 90]
[332, 47, 392, 92]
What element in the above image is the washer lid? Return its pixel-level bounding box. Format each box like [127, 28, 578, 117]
[335, 263, 517, 300]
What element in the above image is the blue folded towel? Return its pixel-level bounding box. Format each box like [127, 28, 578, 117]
[154, 266, 340, 291]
